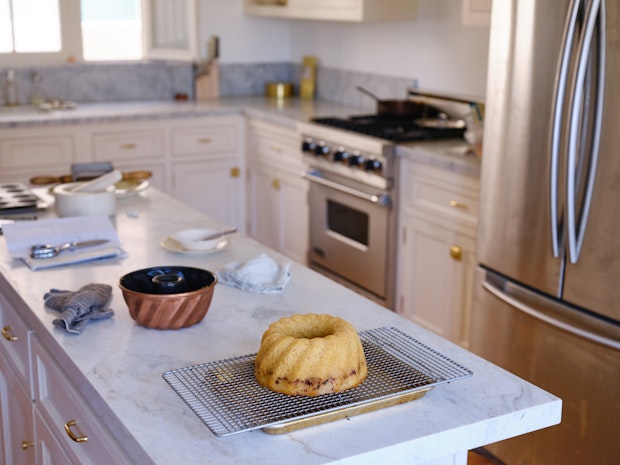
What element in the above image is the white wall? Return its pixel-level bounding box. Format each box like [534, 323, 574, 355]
[197, 0, 490, 98]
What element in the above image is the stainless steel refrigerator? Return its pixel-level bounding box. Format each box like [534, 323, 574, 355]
[470, 1, 620, 464]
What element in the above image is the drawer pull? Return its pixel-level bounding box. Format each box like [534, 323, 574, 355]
[230, 167, 240, 178]
[272, 178, 281, 191]
[1, 326, 18, 341]
[270, 145, 282, 153]
[21, 440, 34, 450]
[198, 137, 212, 144]
[119, 143, 137, 150]
[449, 200, 467, 209]
[64, 419, 88, 443]
[450, 245, 462, 261]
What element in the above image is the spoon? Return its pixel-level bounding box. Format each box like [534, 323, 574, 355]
[200, 227, 237, 241]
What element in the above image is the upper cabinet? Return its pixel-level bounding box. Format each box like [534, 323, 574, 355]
[243, 0, 416, 22]
[143, 0, 198, 61]
[462, 0, 492, 26]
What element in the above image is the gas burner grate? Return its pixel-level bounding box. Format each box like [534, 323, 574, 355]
[163, 327, 472, 436]
[312, 116, 466, 142]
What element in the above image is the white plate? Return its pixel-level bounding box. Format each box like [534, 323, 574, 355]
[115, 180, 150, 198]
[160, 236, 229, 254]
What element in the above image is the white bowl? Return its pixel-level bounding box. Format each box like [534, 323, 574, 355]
[171, 228, 223, 251]
[53, 182, 116, 217]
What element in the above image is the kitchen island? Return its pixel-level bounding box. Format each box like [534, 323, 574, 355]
[0, 187, 560, 464]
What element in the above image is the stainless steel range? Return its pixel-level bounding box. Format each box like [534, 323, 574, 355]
[299, 111, 465, 309]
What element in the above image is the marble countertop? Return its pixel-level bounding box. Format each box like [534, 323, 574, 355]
[0, 188, 560, 464]
[0, 97, 481, 176]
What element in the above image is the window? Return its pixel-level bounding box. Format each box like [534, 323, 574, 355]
[0, 0, 62, 53]
[81, 0, 143, 61]
[0, 0, 197, 65]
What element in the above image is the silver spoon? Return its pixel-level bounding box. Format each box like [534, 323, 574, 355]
[200, 227, 237, 241]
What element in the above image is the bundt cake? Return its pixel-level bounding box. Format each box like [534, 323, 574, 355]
[255, 313, 368, 396]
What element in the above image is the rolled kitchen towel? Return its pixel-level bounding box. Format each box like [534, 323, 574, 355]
[218, 253, 291, 294]
[44, 283, 114, 334]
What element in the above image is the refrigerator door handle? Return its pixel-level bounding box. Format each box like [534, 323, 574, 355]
[482, 273, 620, 351]
[550, 0, 581, 258]
[566, 0, 606, 263]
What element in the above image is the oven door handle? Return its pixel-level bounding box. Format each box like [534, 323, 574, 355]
[302, 170, 391, 206]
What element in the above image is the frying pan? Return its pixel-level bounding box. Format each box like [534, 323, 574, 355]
[356, 86, 438, 117]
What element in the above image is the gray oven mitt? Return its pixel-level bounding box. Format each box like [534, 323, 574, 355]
[44, 283, 114, 335]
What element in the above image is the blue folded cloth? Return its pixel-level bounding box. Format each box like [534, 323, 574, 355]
[44, 283, 114, 334]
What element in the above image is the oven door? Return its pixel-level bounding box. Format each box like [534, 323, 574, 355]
[305, 168, 392, 300]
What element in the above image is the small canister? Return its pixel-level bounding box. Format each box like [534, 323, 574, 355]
[265, 82, 293, 99]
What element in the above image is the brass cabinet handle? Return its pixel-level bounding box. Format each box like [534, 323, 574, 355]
[449, 200, 467, 209]
[270, 145, 282, 153]
[119, 143, 137, 150]
[197, 137, 212, 144]
[1, 326, 18, 341]
[64, 419, 88, 443]
[230, 167, 240, 178]
[21, 440, 34, 450]
[272, 178, 281, 190]
[450, 245, 462, 261]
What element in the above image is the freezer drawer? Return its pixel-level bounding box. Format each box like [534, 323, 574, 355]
[470, 266, 620, 465]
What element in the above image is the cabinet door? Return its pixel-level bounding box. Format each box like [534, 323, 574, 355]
[143, 0, 198, 61]
[0, 130, 76, 184]
[397, 215, 476, 347]
[0, 292, 32, 396]
[244, 0, 416, 21]
[278, 171, 308, 264]
[247, 164, 280, 251]
[0, 357, 35, 465]
[172, 159, 244, 230]
[32, 339, 132, 465]
[34, 411, 76, 465]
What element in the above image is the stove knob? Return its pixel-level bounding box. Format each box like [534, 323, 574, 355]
[301, 138, 316, 153]
[314, 142, 330, 157]
[333, 148, 349, 163]
[348, 152, 364, 167]
[364, 158, 383, 172]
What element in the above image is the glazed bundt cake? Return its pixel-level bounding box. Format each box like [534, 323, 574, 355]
[255, 313, 368, 396]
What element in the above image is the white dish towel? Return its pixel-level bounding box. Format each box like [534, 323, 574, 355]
[218, 253, 291, 294]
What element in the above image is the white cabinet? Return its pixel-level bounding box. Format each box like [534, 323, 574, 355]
[0, 126, 81, 184]
[170, 116, 246, 231]
[247, 119, 308, 264]
[0, 114, 245, 230]
[244, 0, 416, 22]
[34, 410, 75, 465]
[0, 289, 35, 465]
[90, 124, 167, 192]
[0, 357, 35, 465]
[0, 284, 131, 465]
[31, 338, 133, 465]
[396, 161, 479, 348]
[462, 0, 492, 26]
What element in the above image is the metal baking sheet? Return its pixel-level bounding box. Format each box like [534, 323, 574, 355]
[0, 183, 47, 213]
[162, 326, 472, 437]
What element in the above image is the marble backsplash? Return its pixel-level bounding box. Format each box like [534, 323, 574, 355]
[1, 61, 414, 110]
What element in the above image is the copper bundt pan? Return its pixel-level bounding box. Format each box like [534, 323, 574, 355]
[119, 266, 217, 330]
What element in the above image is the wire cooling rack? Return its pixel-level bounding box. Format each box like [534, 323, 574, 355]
[162, 326, 472, 436]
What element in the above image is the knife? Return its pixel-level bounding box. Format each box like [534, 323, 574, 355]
[30, 239, 110, 259]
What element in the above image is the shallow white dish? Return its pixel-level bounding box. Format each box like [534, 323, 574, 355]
[171, 228, 226, 251]
[115, 180, 149, 198]
[161, 236, 229, 255]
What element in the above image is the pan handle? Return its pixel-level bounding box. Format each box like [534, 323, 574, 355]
[356, 86, 381, 102]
